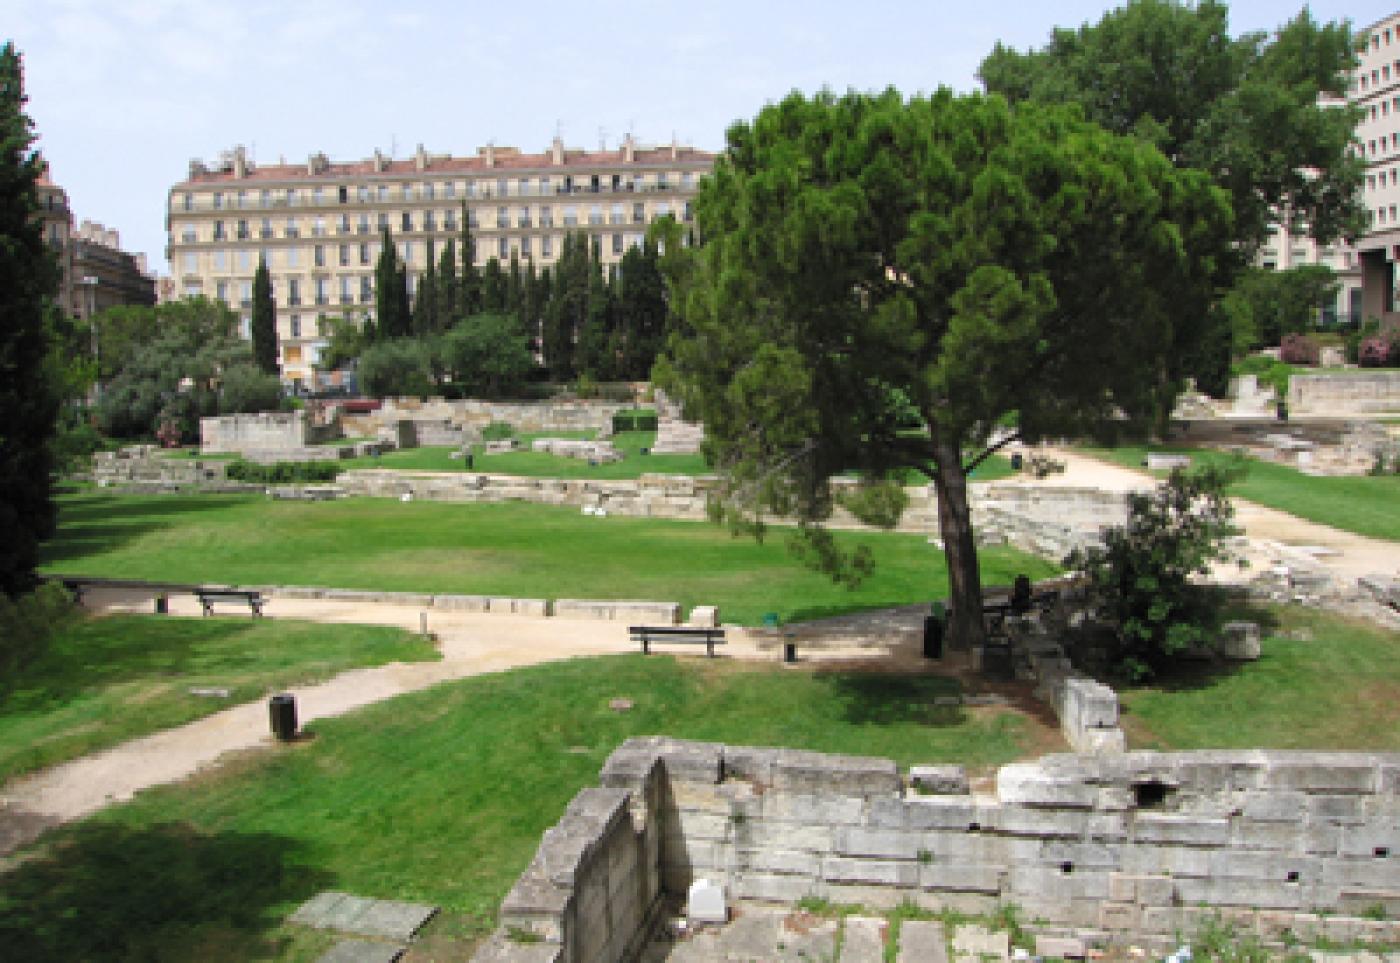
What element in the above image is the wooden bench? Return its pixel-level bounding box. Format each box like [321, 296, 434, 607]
[195, 588, 265, 618]
[629, 625, 726, 657]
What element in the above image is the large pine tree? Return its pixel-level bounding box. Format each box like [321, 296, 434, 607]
[0, 43, 59, 597]
[250, 256, 279, 374]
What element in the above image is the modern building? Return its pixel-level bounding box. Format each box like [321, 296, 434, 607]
[1349, 10, 1400, 329]
[38, 165, 158, 320]
[166, 137, 716, 389]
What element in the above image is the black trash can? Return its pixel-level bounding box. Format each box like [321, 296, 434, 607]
[464, 452, 474, 470]
[269, 693, 297, 741]
[923, 615, 944, 659]
[154, 594, 168, 615]
[1010, 452, 1023, 471]
[784, 641, 797, 664]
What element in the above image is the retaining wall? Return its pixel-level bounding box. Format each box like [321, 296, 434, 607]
[257, 586, 681, 623]
[1289, 372, 1400, 414]
[475, 739, 1400, 961]
[200, 411, 339, 453]
[349, 398, 633, 437]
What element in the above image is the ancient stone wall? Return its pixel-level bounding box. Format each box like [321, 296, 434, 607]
[335, 470, 1124, 559]
[1289, 372, 1400, 414]
[200, 411, 339, 454]
[475, 739, 1400, 961]
[358, 398, 632, 437]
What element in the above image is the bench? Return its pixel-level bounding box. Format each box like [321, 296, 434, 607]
[629, 625, 726, 657]
[195, 588, 265, 618]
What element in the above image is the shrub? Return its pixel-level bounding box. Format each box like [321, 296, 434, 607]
[225, 460, 343, 484]
[1064, 464, 1243, 680]
[480, 422, 515, 442]
[612, 409, 659, 433]
[1278, 333, 1318, 365]
[357, 338, 437, 398]
[0, 583, 77, 687]
[1359, 336, 1390, 367]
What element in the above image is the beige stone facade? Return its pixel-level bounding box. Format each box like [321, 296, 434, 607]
[39, 167, 157, 320]
[166, 137, 715, 388]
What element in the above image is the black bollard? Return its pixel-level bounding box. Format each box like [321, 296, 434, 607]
[269, 693, 298, 741]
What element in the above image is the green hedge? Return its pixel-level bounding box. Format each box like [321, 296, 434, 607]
[225, 460, 343, 484]
[612, 410, 659, 433]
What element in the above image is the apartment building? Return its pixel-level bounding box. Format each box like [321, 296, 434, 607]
[166, 136, 715, 388]
[39, 166, 157, 320]
[1350, 10, 1400, 328]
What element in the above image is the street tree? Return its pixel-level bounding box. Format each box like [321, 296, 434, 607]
[658, 89, 1233, 650]
[0, 42, 59, 597]
[250, 255, 279, 375]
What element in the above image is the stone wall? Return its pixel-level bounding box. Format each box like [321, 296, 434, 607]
[1289, 371, 1400, 414]
[475, 739, 1400, 960]
[200, 410, 339, 454]
[258, 586, 681, 623]
[348, 398, 632, 438]
[335, 470, 1124, 560]
[92, 446, 242, 490]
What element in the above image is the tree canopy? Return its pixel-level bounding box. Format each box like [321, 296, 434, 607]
[978, 0, 1364, 256]
[659, 88, 1234, 649]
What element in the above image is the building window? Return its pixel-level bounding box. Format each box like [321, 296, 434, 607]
[402, 242, 413, 264]
[340, 277, 353, 303]
[683, 201, 694, 222]
[215, 281, 228, 303]
[236, 219, 250, 240]
[358, 214, 370, 234]
[519, 236, 530, 257]
[518, 206, 531, 228]
[444, 208, 457, 230]
[589, 204, 603, 225]
[339, 244, 350, 267]
[182, 193, 193, 211]
[285, 218, 299, 238]
[498, 236, 509, 259]
[443, 181, 455, 199]
[213, 220, 226, 241]
[359, 243, 370, 265]
[542, 235, 553, 258]
[377, 211, 389, 231]
[682, 172, 695, 190]
[360, 276, 373, 302]
[633, 202, 645, 224]
[237, 190, 248, 209]
[290, 315, 301, 338]
[497, 206, 509, 228]
[539, 176, 550, 195]
[611, 203, 625, 225]
[563, 205, 578, 226]
[287, 279, 301, 307]
[655, 202, 671, 220]
[287, 247, 301, 268]
[497, 177, 508, 198]
[424, 211, 436, 231]
[314, 217, 326, 237]
[539, 206, 553, 227]
[315, 278, 329, 306]
[315, 245, 325, 267]
[612, 233, 623, 255]
[213, 192, 224, 210]
[260, 190, 271, 208]
[183, 283, 201, 298]
[239, 280, 252, 306]
[213, 250, 226, 271]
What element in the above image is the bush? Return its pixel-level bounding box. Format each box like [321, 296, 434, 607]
[1231, 354, 1293, 397]
[480, 422, 515, 442]
[1278, 333, 1318, 365]
[1064, 464, 1243, 680]
[218, 363, 282, 414]
[612, 409, 660, 433]
[357, 338, 437, 398]
[1359, 336, 1391, 367]
[225, 460, 343, 484]
[0, 583, 77, 686]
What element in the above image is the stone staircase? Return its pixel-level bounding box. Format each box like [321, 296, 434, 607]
[650, 417, 705, 455]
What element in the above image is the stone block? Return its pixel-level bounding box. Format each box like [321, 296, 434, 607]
[514, 598, 550, 617]
[909, 765, 970, 795]
[1132, 813, 1230, 846]
[687, 878, 727, 925]
[1174, 875, 1302, 910]
[1338, 825, 1397, 858]
[896, 920, 948, 963]
[740, 821, 835, 853]
[1240, 791, 1307, 823]
[731, 871, 820, 903]
[841, 916, 886, 963]
[951, 924, 1008, 962]
[1310, 794, 1368, 826]
[902, 796, 992, 831]
[1267, 757, 1378, 794]
[735, 847, 820, 877]
[1036, 934, 1087, 959]
[760, 790, 865, 826]
[998, 764, 1097, 808]
[1219, 621, 1262, 660]
[1145, 452, 1192, 470]
[770, 748, 901, 797]
[836, 826, 925, 859]
[996, 805, 1093, 839]
[822, 856, 920, 887]
[688, 605, 719, 627]
[917, 863, 1003, 894]
[431, 594, 490, 612]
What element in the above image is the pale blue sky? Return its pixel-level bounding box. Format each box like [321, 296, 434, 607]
[7, 0, 1396, 271]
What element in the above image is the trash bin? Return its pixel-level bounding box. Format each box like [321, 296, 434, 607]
[1276, 400, 1289, 423]
[923, 614, 944, 659]
[1010, 574, 1032, 615]
[640, 447, 650, 456]
[464, 452, 474, 470]
[269, 693, 297, 741]
[1010, 452, 1023, 471]
[784, 640, 797, 664]
[762, 612, 780, 629]
[154, 593, 168, 615]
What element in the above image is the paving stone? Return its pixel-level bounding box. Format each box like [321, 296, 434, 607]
[289, 891, 437, 941]
[952, 923, 1009, 962]
[897, 920, 948, 963]
[840, 916, 886, 962]
[315, 939, 403, 963]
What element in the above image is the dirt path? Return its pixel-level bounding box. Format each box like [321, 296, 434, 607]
[0, 589, 926, 855]
[1036, 446, 1399, 583]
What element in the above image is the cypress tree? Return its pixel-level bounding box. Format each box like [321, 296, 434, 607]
[250, 255, 279, 374]
[0, 43, 59, 597]
[458, 202, 481, 315]
[373, 228, 405, 338]
[412, 258, 438, 335]
[436, 238, 458, 326]
[480, 257, 507, 313]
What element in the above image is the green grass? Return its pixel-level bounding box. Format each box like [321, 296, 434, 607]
[0, 615, 437, 783]
[0, 655, 1045, 960]
[1082, 444, 1400, 541]
[1120, 606, 1400, 751]
[40, 493, 1058, 625]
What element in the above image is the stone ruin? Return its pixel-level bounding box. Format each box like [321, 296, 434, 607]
[531, 438, 625, 463]
[90, 445, 249, 492]
[473, 738, 1400, 961]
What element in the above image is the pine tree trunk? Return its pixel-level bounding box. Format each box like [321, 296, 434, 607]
[930, 435, 986, 652]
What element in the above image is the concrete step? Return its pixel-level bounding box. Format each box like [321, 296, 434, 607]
[840, 916, 886, 962]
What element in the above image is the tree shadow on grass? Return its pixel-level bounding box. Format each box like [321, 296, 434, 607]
[41, 494, 245, 566]
[0, 820, 332, 960]
[817, 671, 966, 727]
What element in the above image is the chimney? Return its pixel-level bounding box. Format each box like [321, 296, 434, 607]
[482, 143, 495, 168]
[188, 158, 207, 179]
[233, 144, 248, 179]
[373, 149, 386, 173]
[308, 152, 328, 175]
[415, 143, 428, 171]
[670, 136, 678, 161]
[551, 135, 564, 166]
[623, 133, 635, 164]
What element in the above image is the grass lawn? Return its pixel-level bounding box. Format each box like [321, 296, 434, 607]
[1120, 605, 1400, 751]
[0, 615, 437, 784]
[0, 654, 1047, 960]
[40, 493, 1058, 625]
[1081, 443, 1400, 541]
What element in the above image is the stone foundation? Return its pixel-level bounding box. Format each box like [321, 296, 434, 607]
[1289, 372, 1400, 414]
[475, 739, 1400, 961]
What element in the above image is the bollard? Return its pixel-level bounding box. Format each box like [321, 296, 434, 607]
[1010, 452, 1023, 471]
[783, 634, 797, 664]
[419, 611, 428, 637]
[154, 594, 168, 615]
[269, 693, 297, 741]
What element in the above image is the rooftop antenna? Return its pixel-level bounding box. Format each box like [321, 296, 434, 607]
[390, 135, 397, 158]
[598, 126, 607, 151]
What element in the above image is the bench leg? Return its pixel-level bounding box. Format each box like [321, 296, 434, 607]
[252, 601, 263, 618]
[643, 640, 650, 655]
[706, 642, 714, 657]
[201, 601, 213, 617]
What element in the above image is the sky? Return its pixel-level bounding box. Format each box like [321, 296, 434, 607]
[8, 0, 1398, 273]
